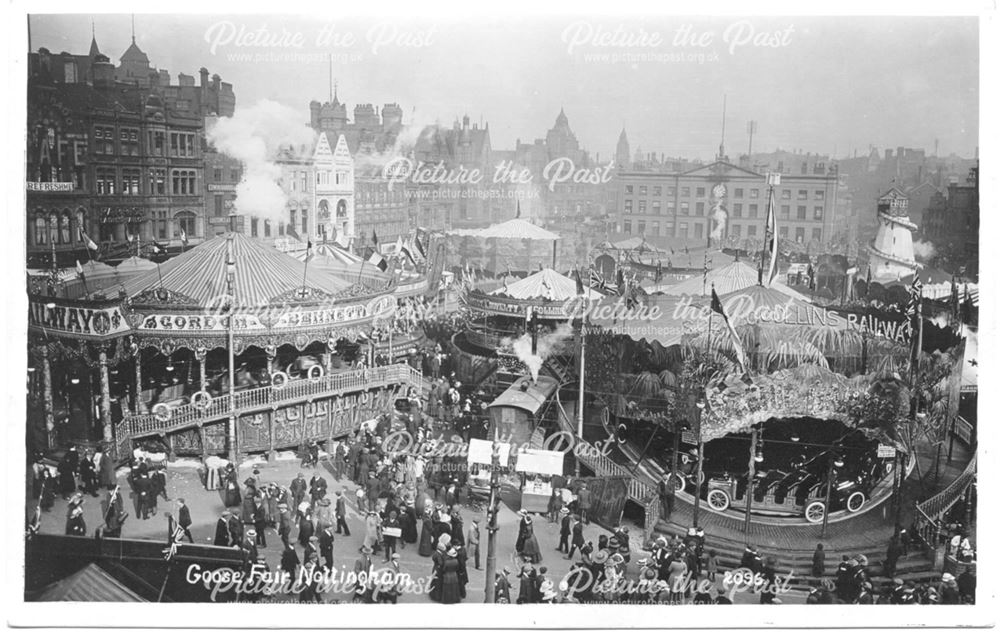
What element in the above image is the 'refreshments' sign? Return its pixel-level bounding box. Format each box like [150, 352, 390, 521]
[28, 301, 130, 337]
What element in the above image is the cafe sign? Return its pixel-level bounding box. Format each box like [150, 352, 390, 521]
[28, 300, 131, 338]
[27, 181, 74, 192]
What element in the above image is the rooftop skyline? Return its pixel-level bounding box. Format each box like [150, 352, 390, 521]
[28, 14, 979, 162]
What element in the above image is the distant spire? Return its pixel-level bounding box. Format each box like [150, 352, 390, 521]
[130, 14, 135, 43]
[328, 54, 333, 102]
[89, 19, 100, 57]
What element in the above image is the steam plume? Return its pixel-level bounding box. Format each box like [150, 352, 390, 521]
[207, 100, 316, 224]
[503, 322, 574, 382]
[913, 240, 936, 261]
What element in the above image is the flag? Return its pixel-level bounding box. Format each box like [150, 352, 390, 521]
[371, 229, 379, 249]
[907, 275, 923, 371]
[80, 228, 98, 251]
[305, 239, 314, 263]
[414, 229, 428, 259]
[589, 265, 603, 288]
[400, 244, 417, 266]
[655, 260, 663, 283]
[574, 267, 585, 296]
[906, 275, 923, 322]
[806, 264, 816, 290]
[180, 229, 188, 246]
[151, 242, 166, 255]
[865, 265, 871, 287]
[126, 232, 134, 244]
[711, 287, 748, 373]
[368, 250, 388, 272]
[286, 224, 300, 242]
[762, 194, 779, 286]
[75, 259, 85, 278]
[394, 235, 404, 255]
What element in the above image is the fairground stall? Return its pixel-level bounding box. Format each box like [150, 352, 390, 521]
[515, 448, 566, 513]
[26, 232, 424, 462]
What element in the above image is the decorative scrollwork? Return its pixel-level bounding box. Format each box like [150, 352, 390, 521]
[131, 287, 198, 306]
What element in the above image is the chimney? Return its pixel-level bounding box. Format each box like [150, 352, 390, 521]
[199, 67, 209, 87]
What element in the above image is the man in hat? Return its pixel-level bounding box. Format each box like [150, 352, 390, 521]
[577, 484, 591, 525]
[280, 541, 299, 580]
[277, 503, 292, 548]
[227, 510, 244, 547]
[567, 514, 586, 560]
[319, 524, 336, 569]
[354, 545, 375, 603]
[304, 535, 320, 566]
[365, 471, 380, 512]
[557, 508, 571, 554]
[377, 553, 404, 604]
[297, 509, 315, 548]
[468, 518, 481, 570]
[515, 509, 529, 555]
[333, 441, 347, 481]
[214, 510, 231, 546]
[175, 498, 194, 543]
[495, 567, 512, 603]
[252, 498, 267, 547]
[334, 489, 351, 536]
[941, 573, 961, 604]
[290, 472, 307, 509]
[658, 474, 676, 520]
[309, 472, 327, 503]
[65, 505, 86, 536]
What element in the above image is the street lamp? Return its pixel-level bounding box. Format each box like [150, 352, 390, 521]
[483, 425, 501, 603]
[692, 396, 706, 528]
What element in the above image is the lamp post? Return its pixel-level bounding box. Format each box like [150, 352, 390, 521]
[691, 396, 706, 528]
[483, 424, 501, 603]
[744, 426, 759, 540]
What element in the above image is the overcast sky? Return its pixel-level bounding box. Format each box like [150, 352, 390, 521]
[28, 14, 979, 161]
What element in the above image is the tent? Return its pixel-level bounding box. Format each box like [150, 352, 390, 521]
[655, 261, 809, 301]
[470, 218, 560, 241]
[490, 268, 603, 301]
[31, 563, 146, 602]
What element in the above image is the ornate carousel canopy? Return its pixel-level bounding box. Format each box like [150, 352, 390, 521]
[653, 261, 809, 301]
[288, 243, 363, 266]
[490, 268, 603, 301]
[121, 232, 355, 310]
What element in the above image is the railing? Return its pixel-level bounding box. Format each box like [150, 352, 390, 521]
[952, 415, 974, 447]
[122, 365, 425, 438]
[913, 451, 977, 552]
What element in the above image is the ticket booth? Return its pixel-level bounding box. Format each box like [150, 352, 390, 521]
[516, 448, 565, 513]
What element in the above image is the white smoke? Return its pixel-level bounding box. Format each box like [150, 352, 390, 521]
[913, 240, 936, 261]
[352, 107, 438, 173]
[502, 321, 574, 382]
[929, 312, 950, 328]
[207, 100, 317, 224]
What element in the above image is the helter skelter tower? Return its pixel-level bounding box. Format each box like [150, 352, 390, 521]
[867, 187, 921, 282]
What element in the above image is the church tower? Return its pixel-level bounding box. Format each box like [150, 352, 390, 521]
[615, 128, 630, 169]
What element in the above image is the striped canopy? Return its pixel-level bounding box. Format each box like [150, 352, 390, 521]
[122, 232, 354, 308]
[657, 261, 809, 301]
[490, 267, 602, 301]
[116, 256, 158, 274]
[459, 218, 561, 241]
[288, 243, 363, 265]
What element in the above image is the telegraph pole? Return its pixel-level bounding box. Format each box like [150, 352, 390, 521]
[483, 423, 501, 603]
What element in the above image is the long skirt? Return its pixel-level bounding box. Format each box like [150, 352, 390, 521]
[521, 534, 542, 563]
[418, 522, 434, 556]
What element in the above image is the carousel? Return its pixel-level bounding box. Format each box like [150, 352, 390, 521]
[26, 232, 424, 462]
[579, 273, 962, 526]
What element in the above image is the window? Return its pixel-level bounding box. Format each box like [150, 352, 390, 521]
[651, 221, 659, 236]
[747, 225, 757, 237]
[780, 204, 790, 219]
[34, 217, 47, 245]
[748, 204, 758, 218]
[155, 210, 169, 240]
[264, 220, 271, 237]
[149, 130, 165, 156]
[733, 203, 742, 218]
[664, 219, 675, 233]
[814, 162, 826, 174]
[637, 221, 646, 235]
[678, 222, 688, 237]
[250, 217, 259, 237]
[624, 200, 633, 213]
[781, 189, 791, 200]
[653, 186, 662, 196]
[625, 185, 633, 194]
[795, 227, 805, 243]
[171, 169, 197, 195]
[667, 186, 676, 197]
[797, 205, 806, 220]
[812, 228, 822, 242]
[695, 202, 704, 216]
[639, 185, 647, 196]
[213, 168, 222, 181]
[797, 189, 808, 200]
[149, 168, 166, 195]
[779, 226, 788, 239]
[680, 187, 691, 197]
[175, 211, 197, 238]
[696, 187, 705, 198]
[735, 188, 744, 198]
[623, 220, 632, 234]
[169, 132, 196, 157]
[300, 171, 308, 192]
[731, 224, 741, 237]
[749, 189, 760, 199]
[814, 190, 825, 200]
[94, 126, 115, 154]
[666, 201, 675, 212]
[694, 223, 703, 238]
[652, 201, 661, 214]
[680, 201, 689, 215]
[301, 207, 308, 234]
[214, 195, 225, 217]
[122, 168, 141, 195]
[813, 206, 824, 220]
[638, 200, 646, 213]
[231, 168, 241, 182]
[121, 128, 139, 156]
[289, 208, 297, 230]
[95, 168, 116, 195]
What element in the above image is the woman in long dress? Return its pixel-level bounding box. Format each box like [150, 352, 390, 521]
[521, 517, 542, 563]
[363, 511, 380, 553]
[516, 563, 537, 604]
[418, 510, 434, 556]
[401, 503, 418, 545]
[223, 465, 241, 507]
[440, 549, 462, 604]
